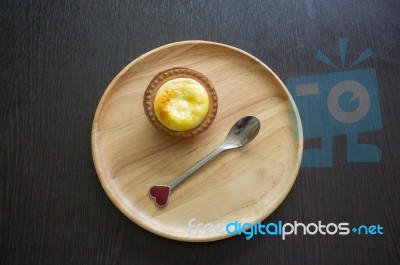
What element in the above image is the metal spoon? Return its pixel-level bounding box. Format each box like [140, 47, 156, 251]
[149, 116, 261, 207]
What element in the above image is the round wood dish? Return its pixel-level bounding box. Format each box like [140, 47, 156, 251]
[91, 40, 303, 242]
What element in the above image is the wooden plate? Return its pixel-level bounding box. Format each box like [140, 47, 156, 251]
[91, 41, 303, 242]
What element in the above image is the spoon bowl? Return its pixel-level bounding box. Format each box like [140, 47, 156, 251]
[222, 116, 261, 150]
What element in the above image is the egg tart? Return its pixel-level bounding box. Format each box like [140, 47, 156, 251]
[143, 67, 218, 137]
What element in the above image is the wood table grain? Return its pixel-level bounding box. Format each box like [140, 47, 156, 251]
[1, 0, 400, 264]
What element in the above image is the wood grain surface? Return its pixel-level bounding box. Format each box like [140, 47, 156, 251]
[1, 0, 400, 264]
[91, 41, 303, 241]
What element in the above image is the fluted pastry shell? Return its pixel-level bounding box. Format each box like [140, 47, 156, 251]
[143, 67, 218, 137]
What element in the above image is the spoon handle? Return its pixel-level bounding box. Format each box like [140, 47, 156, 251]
[169, 145, 225, 189]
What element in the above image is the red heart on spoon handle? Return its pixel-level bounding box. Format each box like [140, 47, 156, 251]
[149, 185, 171, 207]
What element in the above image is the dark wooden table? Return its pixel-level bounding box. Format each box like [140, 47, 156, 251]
[2, 0, 400, 264]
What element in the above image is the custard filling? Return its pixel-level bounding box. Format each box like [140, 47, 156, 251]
[154, 78, 209, 131]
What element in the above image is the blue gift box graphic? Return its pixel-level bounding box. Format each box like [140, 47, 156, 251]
[286, 38, 382, 167]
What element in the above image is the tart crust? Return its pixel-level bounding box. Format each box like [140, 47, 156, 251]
[144, 67, 218, 137]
